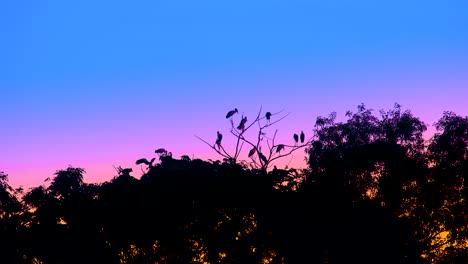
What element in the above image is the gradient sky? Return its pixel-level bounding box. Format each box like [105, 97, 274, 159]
[2, 0, 468, 189]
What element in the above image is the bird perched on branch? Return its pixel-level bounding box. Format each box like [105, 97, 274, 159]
[155, 148, 168, 154]
[300, 131, 305, 143]
[226, 108, 238, 118]
[248, 147, 256, 157]
[293, 133, 299, 144]
[237, 116, 247, 131]
[265, 112, 272, 124]
[136, 158, 150, 165]
[216, 131, 223, 147]
[276, 144, 285, 153]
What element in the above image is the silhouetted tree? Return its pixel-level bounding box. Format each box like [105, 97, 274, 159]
[196, 107, 311, 172]
[0, 171, 26, 263]
[3, 103, 468, 263]
[305, 103, 468, 263]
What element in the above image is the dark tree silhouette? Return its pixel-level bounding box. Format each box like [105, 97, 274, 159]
[2, 103, 468, 263]
[196, 106, 311, 172]
[0, 171, 26, 263]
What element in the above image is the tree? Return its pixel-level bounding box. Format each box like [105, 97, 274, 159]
[23, 167, 109, 264]
[196, 107, 311, 172]
[417, 111, 468, 262]
[305, 103, 428, 263]
[0, 171, 26, 263]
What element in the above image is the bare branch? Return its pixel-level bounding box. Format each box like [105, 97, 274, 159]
[198, 106, 310, 171]
[260, 112, 290, 130]
[195, 135, 231, 159]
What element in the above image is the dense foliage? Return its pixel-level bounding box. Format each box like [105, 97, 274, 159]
[1, 104, 467, 263]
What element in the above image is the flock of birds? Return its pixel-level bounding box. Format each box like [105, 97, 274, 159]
[216, 108, 306, 152]
[147, 108, 306, 169]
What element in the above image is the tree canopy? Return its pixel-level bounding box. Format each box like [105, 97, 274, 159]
[1, 104, 468, 263]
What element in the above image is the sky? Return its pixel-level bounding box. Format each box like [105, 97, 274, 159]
[2, 0, 468, 189]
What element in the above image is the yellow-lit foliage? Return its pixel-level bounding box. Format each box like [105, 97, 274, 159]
[218, 252, 227, 260]
[22, 256, 45, 264]
[242, 212, 257, 236]
[191, 208, 285, 263]
[118, 240, 162, 264]
[421, 230, 468, 263]
[115, 209, 284, 264]
[261, 249, 285, 264]
[189, 239, 209, 264]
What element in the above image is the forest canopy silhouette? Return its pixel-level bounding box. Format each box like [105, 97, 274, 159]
[1, 103, 468, 263]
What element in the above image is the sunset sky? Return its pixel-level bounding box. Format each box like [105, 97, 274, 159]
[2, 0, 468, 189]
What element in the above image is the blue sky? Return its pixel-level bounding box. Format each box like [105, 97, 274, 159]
[2, 0, 468, 188]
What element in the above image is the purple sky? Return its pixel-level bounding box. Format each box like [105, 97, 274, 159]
[2, 0, 468, 189]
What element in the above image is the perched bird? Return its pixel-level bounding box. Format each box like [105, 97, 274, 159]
[248, 147, 256, 157]
[226, 108, 239, 118]
[237, 116, 247, 131]
[259, 153, 268, 163]
[265, 112, 272, 124]
[276, 144, 285, 153]
[293, 133, 299, 143]
[136, 158, 150, 165]
[216, 131, 223, 146]
[300, 131, 305, 143]
[155, 148, 168, 154]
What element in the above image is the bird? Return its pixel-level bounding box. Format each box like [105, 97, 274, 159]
[276, 144, 285, 153]
[300, 131, 305, 143]
[293, 133, 299, 143]
[226, 108, 238, 118]
[248, 148, 256, 157]
[259, 153, 268, 163]
[265, 112, 272, 124]
[237, 116, 247, 131]
[155, 148, 168, 154]
[136, 158, 150, 165]
[216, 131, 223, 146]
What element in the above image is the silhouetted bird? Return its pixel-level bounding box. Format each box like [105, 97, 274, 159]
[216, 131, 223, 146]
[155, 148, 168, 154]
[136, 158, 151, 165]
[248, 147, 256, 157]
[265, 112, 272, 124]
[300, 131, 305, 143]
[276, 144, 285, 153]
[293, 133, 299, 143]
[226, 108, 238, 118]
[237, 116, 247, 131]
